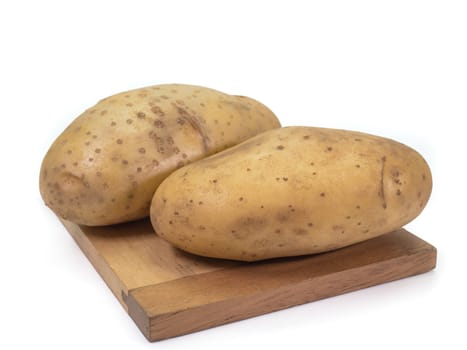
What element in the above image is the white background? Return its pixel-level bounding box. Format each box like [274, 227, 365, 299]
[1, 1, 466, 349]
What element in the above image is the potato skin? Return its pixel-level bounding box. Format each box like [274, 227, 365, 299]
[39, 84, 280, 225]
[151, 126, 432, 261]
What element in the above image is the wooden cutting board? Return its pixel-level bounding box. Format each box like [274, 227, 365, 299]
[61, 218, 436, 342]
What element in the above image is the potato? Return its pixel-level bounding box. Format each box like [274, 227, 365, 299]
[40, 84, 280, 225]
[150, 126, 432, 261]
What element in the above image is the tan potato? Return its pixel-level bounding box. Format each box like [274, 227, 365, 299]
[150, 126, 432, 261]
[40, 84, 280, 225]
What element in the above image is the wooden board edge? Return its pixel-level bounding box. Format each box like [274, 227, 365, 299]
[61, 219, 130, 311]
[127, 237, 436, 341]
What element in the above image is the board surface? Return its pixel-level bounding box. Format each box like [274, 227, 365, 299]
[61, 218, 436, 341]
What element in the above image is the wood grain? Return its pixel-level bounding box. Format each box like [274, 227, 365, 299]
[62, 218, 237, 309]
[62, 218, 436, 341]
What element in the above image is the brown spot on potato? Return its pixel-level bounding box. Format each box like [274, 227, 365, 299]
[116, 139, 123, 144]
[320, 192, 325, 197]
[327, 147, 333, 151]
[95, 148, 101, 153]
[151, 106, 165, 117]
[277, 145, 284, 150]
[138, 147, 146, 154]
[294, 228, 307, 235]
[276, 213, 289, 222]
[110, 121, 116, 126]
[154, 119, 165, 128]
[137, 112, 146, 119]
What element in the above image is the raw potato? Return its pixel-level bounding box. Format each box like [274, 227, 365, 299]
[40, 84, 280, 225]
[151, 126, 432, 261]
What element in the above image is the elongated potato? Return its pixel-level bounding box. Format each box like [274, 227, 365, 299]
[151, 126, 432, 261]
[40, 84, 280, 225]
